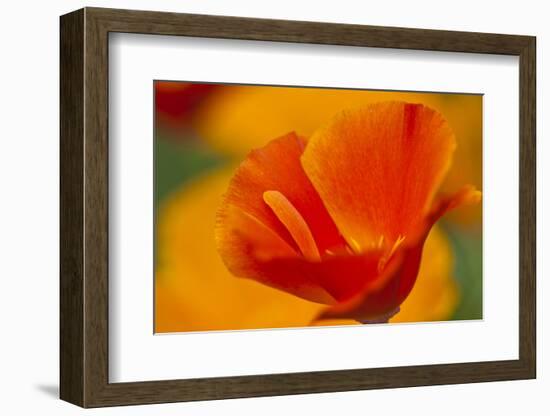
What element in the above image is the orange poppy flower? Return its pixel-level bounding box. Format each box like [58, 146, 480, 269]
[155, 167, 458, 332]
[194, 85, 482, 227]
[215, 101, 481, 323]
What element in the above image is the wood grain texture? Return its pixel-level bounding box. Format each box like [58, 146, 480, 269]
[518, 37, 536, 376]
[59, 8, 84, 407]
[59, 7, 537, 408]
[83, 9, 110, 406]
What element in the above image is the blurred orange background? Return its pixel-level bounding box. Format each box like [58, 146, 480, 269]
[154, 81, 482, 333]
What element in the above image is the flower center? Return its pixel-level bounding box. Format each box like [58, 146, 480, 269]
[263, 190, 321, 262]
[377, 234, 406, 273]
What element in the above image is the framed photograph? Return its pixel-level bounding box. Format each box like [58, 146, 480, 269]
[60, 7, 536, 408]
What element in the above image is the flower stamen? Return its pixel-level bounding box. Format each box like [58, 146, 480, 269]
[263, 190, 321, 262]
[348, 237, 362, 254]
[377, 235, 406, 273]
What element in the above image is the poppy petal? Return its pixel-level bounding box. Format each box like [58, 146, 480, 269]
[314, 251, 410, 322]
[301, 101, 456, 251]
[428, 185, 482, 225]
[259, 249, 385, 303]
[392, 225, 458, 323]
[218, 199, 385, 304]
[216, 131, 347, 274]
[315, 185, 481, 322]
[216, 204, 337, 303]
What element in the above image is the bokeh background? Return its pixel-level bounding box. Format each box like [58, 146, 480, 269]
[154, 81, 482, 333]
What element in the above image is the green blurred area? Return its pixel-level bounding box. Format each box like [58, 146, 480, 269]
[444, 223, 483, 321]
[155, 134, 226, 204]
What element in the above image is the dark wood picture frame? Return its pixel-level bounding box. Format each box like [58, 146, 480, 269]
[60, 7, 536, 408]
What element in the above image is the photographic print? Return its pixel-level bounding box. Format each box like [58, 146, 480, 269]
[154, 82, 483, 333]
[60, 9, 535, 406]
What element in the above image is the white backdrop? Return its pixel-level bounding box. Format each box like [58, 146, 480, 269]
[110, 34, 519, 382]
[0, 0, 546, 415]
